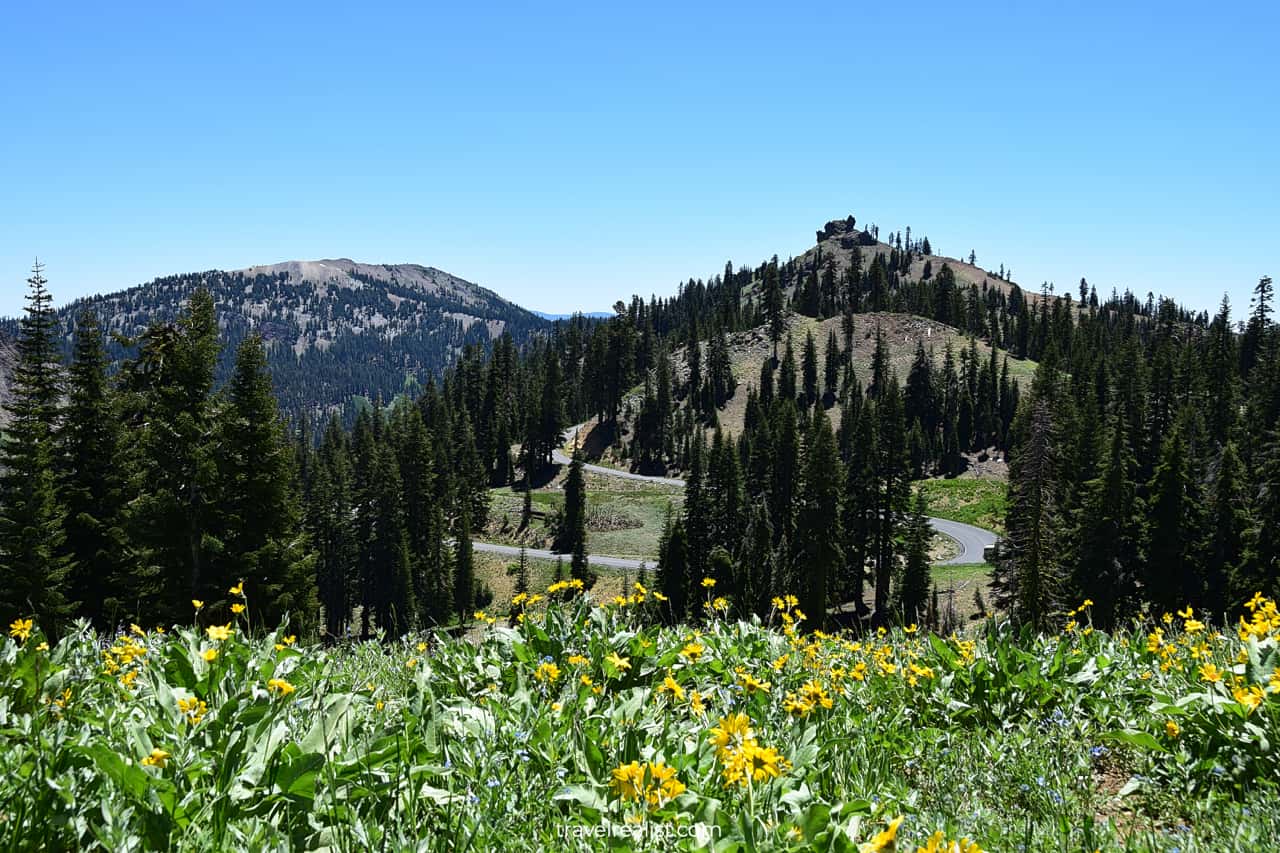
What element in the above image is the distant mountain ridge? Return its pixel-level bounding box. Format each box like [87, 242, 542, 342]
[533, 310, 614, 321]
[0, 259, 550, 420]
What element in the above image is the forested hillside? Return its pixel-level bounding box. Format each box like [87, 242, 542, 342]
[0, 259, 549, 420]
[1, 218, 1275, 645]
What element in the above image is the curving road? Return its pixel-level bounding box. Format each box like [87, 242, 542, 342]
[471, 540, 650, 571]
[474, 423, 1000, 568]
[929, 516, 998, 566]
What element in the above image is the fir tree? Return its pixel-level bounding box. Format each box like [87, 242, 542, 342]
[214, 334, 317, 633]
[59, 310, 127, 629]
[453, 505, 475, 623]
[894, 490, 932, 625]
[562, 449, 590, 582]
[801, 331, 819, 409]
[657, 513, 689, 623]
[1206, 442, 1246, 615]
[120, 288, 220, 624]
[0, 262, 72, 631]
[994, 369, 1064, 630]
[796, 415, 844, 626]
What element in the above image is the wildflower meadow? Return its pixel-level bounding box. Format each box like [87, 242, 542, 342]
[2, 584, 1279, 851]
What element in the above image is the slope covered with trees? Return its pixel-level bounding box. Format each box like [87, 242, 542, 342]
[0, 259, 549, 422]
[2, 216, 1275, 643]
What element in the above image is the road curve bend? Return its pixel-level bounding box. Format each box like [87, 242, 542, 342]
[474, 423, 1000, 567]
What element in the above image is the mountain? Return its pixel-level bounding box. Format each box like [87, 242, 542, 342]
[534, 310, 613, 321]
[1, 259, 549, 419]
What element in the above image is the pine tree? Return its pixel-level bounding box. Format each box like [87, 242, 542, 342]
[871, 379, 910, 621]
[120, 289, 220, 624]
[365, 440, 415, 636]
[0, 262, 72, 631]
[59, 310, 127, 629]
[822, 329, 840, 408]
[779, 336, 798, 403]
[562, 449, 590, 582]
[996, 366, 1067, 629]
[796, 416, 844, 626]
[894, 490, 932, 625]
[453, 506, 475, 623]
[657, 514, 690, 624]
[1144, 426, 1201, 612]
[801, 331, 819, 410]
[1206, 442, 1246, 615]
[1070, 423, 1143, 629]
[310, 416, 357, 638]
[763, 258, 784, 361]
[1238, 430, 1280, 605]
[214, 334, 318, 633]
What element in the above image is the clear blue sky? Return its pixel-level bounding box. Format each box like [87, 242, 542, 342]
[2, 1, 1275, 319]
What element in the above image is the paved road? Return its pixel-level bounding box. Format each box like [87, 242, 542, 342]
[929, 516, 998, 566]
[552, 425, 686, 487]
[471, 540, 648, 570]
[475, 423, 1000, 568]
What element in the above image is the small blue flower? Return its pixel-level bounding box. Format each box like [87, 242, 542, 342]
[1089, 746, 1107, 759]
[487, 776, 500, 788]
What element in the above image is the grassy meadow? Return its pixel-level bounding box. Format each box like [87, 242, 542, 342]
[3, 586, 1280, 851]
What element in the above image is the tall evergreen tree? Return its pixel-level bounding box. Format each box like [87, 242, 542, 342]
[214, 334, 317, 633]
[121, 289, 220, 624]
[894, 490, 932, 625]
[0, 263, 72, 631]
[59, 310, 127, 629]
[796, 416, 844, 626]
[562, 449, 590, 582]
[995, 367, 1065, 630]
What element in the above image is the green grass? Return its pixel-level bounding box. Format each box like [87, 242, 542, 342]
[917, 478, 1007, 535]
[4, 594, 1279, 850]
[486, 480, 680, 560]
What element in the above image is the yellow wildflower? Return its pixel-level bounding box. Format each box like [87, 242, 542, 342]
[206, 624, 232, 642]
[701, 577, 716, 589]
[202, 648, 218, 662]
[605, 652, 631, 672]
[177, 697, 208, 724]
[709, 713, 754, 759]
[192, 599, 204, 610]
[722, 740, 789, 787]
[229, 581, 244, 596]
[141, 748, 170, 768]
[267, 678, 296, 696]
[610, 761, 686, 808]
[230, 603, 245, 615]
[1165, 719, 1180, 738]
[535, 661, 561, 683]
[1233, 684, 1264, 713]
[859, 815, 903, 853]
[657, 673, 685, 701]
[1199, 663, 1222, 683]
[680, 642, 705, 662]
[9, 618, 33, 642]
